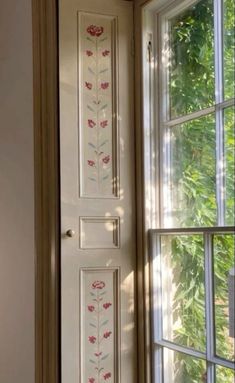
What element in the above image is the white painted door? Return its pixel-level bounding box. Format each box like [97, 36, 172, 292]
[59, 1, 136, 382]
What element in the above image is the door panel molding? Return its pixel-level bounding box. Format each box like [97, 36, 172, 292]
[32, 1, 60, 382]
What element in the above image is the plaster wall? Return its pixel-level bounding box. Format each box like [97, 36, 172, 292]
[0, 1, 35, 382]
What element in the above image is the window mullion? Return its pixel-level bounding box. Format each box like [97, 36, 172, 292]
[205, 233, 216, 382]
[214, 0, 225, 226]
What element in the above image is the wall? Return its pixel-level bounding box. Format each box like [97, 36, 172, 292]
[0, 1, 35, 382]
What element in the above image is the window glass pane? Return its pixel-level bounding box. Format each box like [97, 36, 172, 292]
[224, 0, 235, 100]
[168, 0, 214, 119]
[216, 365, 235, 383]
[163, 114, 216, 228]
[163, 348, 207, 382]
[214, 234, 235, 361]
[160, 235, 206, 351]
[224, 107, 235, 226]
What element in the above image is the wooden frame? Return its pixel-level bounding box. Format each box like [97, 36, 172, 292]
[32, 0, 60, 382]
[134, 2, 151, 383]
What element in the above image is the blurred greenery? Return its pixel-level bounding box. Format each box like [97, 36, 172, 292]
[165, 0, 235, 381]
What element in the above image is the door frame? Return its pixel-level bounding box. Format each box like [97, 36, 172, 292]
[32, 0, 60, 382]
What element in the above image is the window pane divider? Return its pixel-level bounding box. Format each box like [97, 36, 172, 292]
[154, 340, 206, 360]
[205, 233, 216, 382]
[214, 0, 225, 225]
[149, 226, 234, 235]
[163, 98, 235, 128]
[150, 232, 164, 383]
[211, 356, 235, 370]
[164, 106, 216, 127]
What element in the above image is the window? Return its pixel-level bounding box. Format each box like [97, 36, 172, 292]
[142, 0, 235, 381]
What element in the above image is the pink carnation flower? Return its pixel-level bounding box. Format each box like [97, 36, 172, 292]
[87, 25, 104, 37]
[92, 281, 105, 289]
[103, 372, 111, 380]
[103, 331, 112, 339]
[101, 82, 109, 90]
[86, 50, 93, 56]
[88, 336, 96, 344]
[102, 50, 110, 57]
[100, 120, 108, 128]
[103, 302, 112, 310]
[88, 160, 95, 167]
[85, 81, 92, 90]
[102, 155, 110, 164]
[88, 119, 96, 128]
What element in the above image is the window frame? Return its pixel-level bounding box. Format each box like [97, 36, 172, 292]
[149, 227, 235, 383]
[140, 0, 235, 381]
[158, 0, 235, 228]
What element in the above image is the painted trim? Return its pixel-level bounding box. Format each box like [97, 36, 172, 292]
[32, 0, 60, 382]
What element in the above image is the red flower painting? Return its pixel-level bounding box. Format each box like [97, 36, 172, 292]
[88, 160, 95, 167]
[101, 82, 109, 90]
[102, 155, 110, 164]
[103, 331, 112, 339]
[87, 280, 113, 383]
[92, 281, 105, 289]
[85, 81, 92, 90]
[88, 119, 96, 128]
[86, 50, 93, 56]
[100, 120, 108, 128]
[103, 372, 111, 380]
[85, 22, 111, 190]
[88, 336, 96, 344]
[102, 50, 110, 57]
[87, 25, 104, 37]
[103, 302, 112, 310]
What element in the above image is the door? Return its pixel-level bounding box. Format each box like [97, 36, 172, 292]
[59, 1, 136, 382]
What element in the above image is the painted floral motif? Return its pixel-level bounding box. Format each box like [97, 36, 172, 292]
[88, 119, 96, 128]
[86, 50, 93, 57]
[87, 25, 104, 37]
[102, 50, 110, 57]
[88, 160, 96, 167]
[100, 120, 108, 128]
[87, 280, 112, 383]
[84, 24, 112, 190]
[100, 82, 109, 90]
[85, 81, 93, 90]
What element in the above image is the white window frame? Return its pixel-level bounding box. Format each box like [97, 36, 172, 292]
[141, 0, 235, 381]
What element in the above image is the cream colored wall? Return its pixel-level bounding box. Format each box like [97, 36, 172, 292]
[0, 1, 35, 382]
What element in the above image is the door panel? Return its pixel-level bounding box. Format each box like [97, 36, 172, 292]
[59, 1, 136, 382]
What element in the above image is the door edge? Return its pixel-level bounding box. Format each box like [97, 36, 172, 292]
[32, 0, 60, 382]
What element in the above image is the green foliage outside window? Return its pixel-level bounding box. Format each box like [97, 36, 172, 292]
[166, 0, 235, 381]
